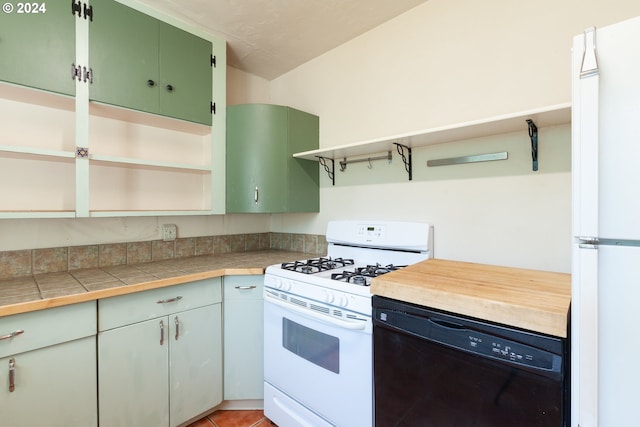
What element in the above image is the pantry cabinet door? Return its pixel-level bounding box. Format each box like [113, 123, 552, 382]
[159, 23, 212, 125]
[0, 1, 75, 95]
[98, 318, 169, 427]
[169, 304, 223, 426]
[0, 337, 97, 427]
[89, 0, 159, 114]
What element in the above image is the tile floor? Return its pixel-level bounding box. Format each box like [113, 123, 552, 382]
[187, 410, 275, 427]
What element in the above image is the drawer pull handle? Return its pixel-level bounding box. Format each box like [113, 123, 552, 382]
[235, 285, 257, 290]
[8, 358, 15, 392]
[174, 316, 179, 341]
[157, 296, 183, 304]
[0, 330, 24, 341]
[159, 320, 164, 346]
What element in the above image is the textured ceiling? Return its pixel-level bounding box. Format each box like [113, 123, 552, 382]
[137, 0, 428, 80]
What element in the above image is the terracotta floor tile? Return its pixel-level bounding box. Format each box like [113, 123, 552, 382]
[186, 418, 215, 427]
[209, 410, 266, 427]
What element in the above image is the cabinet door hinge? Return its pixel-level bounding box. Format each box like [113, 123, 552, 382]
[83, 3, 93, 21]
[71, 1, 92, 20]
[211, 102, 216, 115]
[71, 64, 93, 83]
[211, 55, 216, 68]
[71, 0, 81, 17]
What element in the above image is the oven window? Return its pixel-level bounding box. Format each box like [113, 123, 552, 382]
[282, 318, 340, 374]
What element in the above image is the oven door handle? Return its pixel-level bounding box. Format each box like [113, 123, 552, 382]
[265, 295, 367, 330]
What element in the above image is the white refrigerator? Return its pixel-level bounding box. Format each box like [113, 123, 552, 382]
[572, 16, 640, 427]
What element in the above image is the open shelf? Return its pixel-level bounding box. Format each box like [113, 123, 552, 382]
[294, 103, 571, 161]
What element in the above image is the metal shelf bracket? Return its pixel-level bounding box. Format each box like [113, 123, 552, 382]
[394, 143, 412, 180]
[526, 119, 538, 171]
[317, 156, 335, 186]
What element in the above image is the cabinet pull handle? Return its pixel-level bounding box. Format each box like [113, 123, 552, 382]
[147, 79, 156, 87]
[254, 186, 259, 204]
[235, 285, 257, 290]
[159, 320, 164, 346]
[157, 296, 182, 304]
[166, 84, 174, 92]
[174, 316, 179, 341]
[0, 330, 24, 341]
[8, 358, 15, 392]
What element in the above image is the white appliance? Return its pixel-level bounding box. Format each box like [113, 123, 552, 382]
[263, 220, 433, 427]
[571, 17, 640, 427]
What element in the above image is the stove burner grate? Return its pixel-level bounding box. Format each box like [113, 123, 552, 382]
[330, 264, 407, 286]
[281, 257, 355, 274]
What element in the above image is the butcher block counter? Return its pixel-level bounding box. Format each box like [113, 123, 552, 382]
[0, 250, 310, 318]
[371, 258, 571, 338]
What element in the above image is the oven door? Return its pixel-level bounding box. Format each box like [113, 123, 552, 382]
[264, 291, 372, 427]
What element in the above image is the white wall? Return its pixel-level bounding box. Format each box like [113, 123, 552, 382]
[267, 0, 640, 273]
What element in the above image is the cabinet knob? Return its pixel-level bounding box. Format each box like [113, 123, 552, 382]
[166, 84, 174, 92]
[147, 79, 156, 87]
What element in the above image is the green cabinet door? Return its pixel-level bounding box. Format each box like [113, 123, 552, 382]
[169, 305, 222, 426]
[89, 0, 159, 115]
[0, 337, 97, 427]
[159, 24, 212, 125]
[89, 0, 212, 125]
[226, 104, 319, 213]
[98, 318, 170, 427]
[0, 1, 75, 95]
[227, 104, 288, 213]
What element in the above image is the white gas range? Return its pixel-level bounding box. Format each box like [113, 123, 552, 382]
[263, 220, 433, 427]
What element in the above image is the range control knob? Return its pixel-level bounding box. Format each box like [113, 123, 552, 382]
[281, 279, 292, 292]
[323, 290, 335, 304]
[336, 294, 349, 307]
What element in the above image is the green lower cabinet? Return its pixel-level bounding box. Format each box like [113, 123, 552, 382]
[98, 280, 223, 427]
[226, 104, 319, 213]
[89, 0, 212, 125]
[0, 1, 75, 95]
[0, 302, 97, 427]
[0, 337, 97, 427]
[223, 276, 264, 401]
[99, 304, 222, 427]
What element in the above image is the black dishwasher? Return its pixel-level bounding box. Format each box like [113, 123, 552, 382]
[373, 296, 569, 427]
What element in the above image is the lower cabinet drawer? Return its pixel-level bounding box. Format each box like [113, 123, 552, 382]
[224, 275, 264, 300]
[98, 278, 222, 331]
[0, 302, 96, 358]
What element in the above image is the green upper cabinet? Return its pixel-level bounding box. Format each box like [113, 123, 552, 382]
[226, 104, 319, 213]
[0, 1, 75, 95]
[88, 0, 212, 125]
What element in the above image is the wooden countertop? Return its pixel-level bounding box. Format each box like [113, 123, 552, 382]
[371, 258, 571, 337]
[0, 250, 310, 318]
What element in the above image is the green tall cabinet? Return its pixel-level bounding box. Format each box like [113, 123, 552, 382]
[89, 0, 213, 125]
[226, 104, 319, 213]
[0, 2, 75, 95]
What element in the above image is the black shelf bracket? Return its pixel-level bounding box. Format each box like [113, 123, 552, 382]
[526, 119, 538, 171]
[394, 143, 412, 181]
[317, 156, 335, 186]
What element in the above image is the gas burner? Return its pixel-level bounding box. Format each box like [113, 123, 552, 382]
[331, 264, 407, 286]
[281, 257, 355, 274]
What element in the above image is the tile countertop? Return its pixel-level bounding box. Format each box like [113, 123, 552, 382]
[0, 250, 312, 317]
[371, 258, 572, 338]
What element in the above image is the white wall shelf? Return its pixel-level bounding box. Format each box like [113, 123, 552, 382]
[294, 103, 571, 183]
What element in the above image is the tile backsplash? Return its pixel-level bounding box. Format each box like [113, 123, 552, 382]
[0, 232, 326, 280]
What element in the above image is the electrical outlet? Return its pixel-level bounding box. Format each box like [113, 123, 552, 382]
[162, 224, 177, 241]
